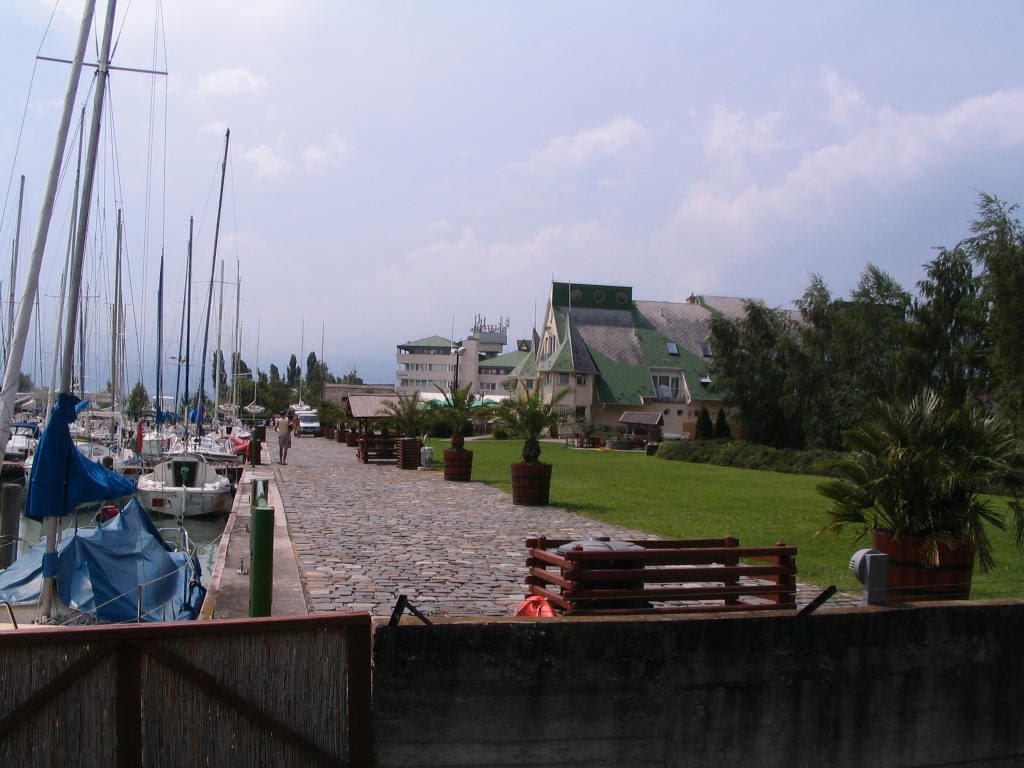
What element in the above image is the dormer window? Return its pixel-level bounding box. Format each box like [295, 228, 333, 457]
[667, 341, 679, 355]
[700, 341, 712, 357]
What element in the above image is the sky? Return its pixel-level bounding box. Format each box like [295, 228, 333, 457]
[1, 1, 1023, 393]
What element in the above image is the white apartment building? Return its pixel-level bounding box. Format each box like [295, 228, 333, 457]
[396, 316, 527, 397]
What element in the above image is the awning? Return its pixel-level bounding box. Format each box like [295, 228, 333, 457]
[618, 411, 664, 426]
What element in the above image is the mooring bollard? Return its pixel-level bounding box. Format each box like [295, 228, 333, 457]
[0, 483, 23, 570]
[249, 505, 274, 617]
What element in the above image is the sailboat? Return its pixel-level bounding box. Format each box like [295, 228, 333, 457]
[136, 130, 237, 517]
[0, 0, 205, 624]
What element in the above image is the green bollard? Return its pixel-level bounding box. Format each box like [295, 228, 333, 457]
[249, 505, 274, 617]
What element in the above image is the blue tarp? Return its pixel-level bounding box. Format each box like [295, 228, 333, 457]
[24, 392, 135, 521]
[0, 499, 205, 622]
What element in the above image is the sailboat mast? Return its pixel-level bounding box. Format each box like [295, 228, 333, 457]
[6, 175, 25, 364]
[156, 249, 164, 423]
[184, 217, 193, 429]
[112, 208, 122, 411]
[59, 1, 118, 394]
[42, 0, 117, 624]
[197, 129, 229, 434]
[214, 259, 224, 423]
[0, 0, 96, 463]
[232, 258, 240, 418]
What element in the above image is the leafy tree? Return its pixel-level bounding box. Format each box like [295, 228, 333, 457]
[714, 408, 731, 439]
[269, 364, 281, 385]
[695, 407, 714, 440]
[903, 246, 988, 406]
[286, 354, 300, 388]
[17, 372, 34, 391]
[126, 382, 149, 419]
[211, 350, 228, 395]
[964, 194, 1024, 431]
[709, 301, 805, 448]
[342, 368, 363, 384]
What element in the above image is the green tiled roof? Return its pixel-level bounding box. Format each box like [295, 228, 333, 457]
[398, 335, 452, 350]
[485, 349, 529, 369]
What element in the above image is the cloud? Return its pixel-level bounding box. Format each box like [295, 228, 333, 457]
[821, 68, 865, 126]
[520, 116, 648, 174]
[303, 133, 350, 171]
[240, 144, 291, 178]
[196, 68, 267, 98]
[656, 86, 1024, 294]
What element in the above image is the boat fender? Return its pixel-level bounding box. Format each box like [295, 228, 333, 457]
[515, 595, 556, 617]
[97, 504, 120, 523]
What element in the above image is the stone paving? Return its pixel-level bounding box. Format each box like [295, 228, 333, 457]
[272, 435, 857, 619]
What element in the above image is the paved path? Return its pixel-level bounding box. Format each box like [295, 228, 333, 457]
[272, 435, 853, 619]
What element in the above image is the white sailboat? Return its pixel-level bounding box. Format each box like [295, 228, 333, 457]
[135, 453, 231, 518]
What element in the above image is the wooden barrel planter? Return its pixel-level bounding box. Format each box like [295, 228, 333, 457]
[396, 437, 422, 470]
[511, 462, 552, 506]
[873, 530, 975, 603]
[443, 449, 473, 481]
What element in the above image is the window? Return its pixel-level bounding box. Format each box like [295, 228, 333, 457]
[651, 370, 681, 400]
[546, 374, 552, 385]
[576, 374, 587, 386]
[700, 341, 712, 357]
[524, 379, 534, 390]
[558, 373, 570, 385]
[667, 341, 679, 355]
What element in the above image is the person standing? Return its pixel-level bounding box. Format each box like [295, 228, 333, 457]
[277, 410, 293, 465]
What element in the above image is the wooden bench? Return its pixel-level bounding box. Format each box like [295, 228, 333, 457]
[525, 536, 797, 615]
[357, 437, 397, 464]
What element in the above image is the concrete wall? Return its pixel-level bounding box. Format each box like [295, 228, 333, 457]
[372, 602, 1024, 768]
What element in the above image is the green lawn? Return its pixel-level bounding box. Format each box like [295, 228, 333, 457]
[442, 437, 1024, 598]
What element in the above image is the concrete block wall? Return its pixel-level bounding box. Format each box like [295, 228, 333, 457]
[371, 603, 1024, 768]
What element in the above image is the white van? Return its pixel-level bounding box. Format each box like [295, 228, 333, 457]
[296, 410, 320, 437]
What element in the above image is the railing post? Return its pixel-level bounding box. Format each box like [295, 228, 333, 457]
[0, 483, 22, 569]
[249, 505, 274, 616]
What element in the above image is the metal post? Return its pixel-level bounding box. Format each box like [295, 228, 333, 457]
[0, 483, 22, 569]
[249, 505, 274, 616]
[865, 552, 889, 606]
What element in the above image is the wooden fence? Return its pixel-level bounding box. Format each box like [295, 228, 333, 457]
[0, 613, 372, 767]
[526, 536, 797, 614]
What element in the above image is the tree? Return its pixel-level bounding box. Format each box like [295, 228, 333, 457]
[286, 354, 300, 388]
[126, 382, 149, 419]
[709, 301, 805, 448]
[964, 194, 1024, 432]
[714, 408, 731, 439]
[342, 368, 363, 384]
[903, 246, 988, 406]
[17, 372, 34, 391]
[695, 407, 714, 440]
[211, 350, 228, 395]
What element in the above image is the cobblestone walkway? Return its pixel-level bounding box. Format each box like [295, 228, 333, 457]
[274, 436, 854, 619]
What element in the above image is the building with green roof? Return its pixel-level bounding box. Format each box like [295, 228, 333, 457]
[511, 281, 750, 439]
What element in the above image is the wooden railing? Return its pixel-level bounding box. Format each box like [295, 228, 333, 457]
[525, 536, 797, 615]
[357, 437, 397, 464]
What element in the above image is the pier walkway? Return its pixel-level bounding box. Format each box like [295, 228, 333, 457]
[206, 434, 849, 620]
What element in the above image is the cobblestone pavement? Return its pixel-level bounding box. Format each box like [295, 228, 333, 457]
[274, 436, 857, 619]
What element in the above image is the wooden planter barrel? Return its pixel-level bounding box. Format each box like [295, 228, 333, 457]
[511, 462, 552, 506]
[396, 437, 422, 470]
[443, 449, 473, 481]
[873, 530, 975, 603]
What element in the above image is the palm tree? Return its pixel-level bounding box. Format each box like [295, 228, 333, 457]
[494, 384, 567, 463]
[380, 391, 422, 438]
[434, 385, 484, 451]
[819, 389, 1024, 571]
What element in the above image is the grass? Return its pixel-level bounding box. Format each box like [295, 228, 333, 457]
[435, 437, 1024, 599]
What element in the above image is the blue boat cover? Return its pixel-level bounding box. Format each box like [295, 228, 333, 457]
[0, 499, 205, 622]
[24, 392, 135, 521]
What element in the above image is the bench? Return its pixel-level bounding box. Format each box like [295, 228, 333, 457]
[357, 437, 397, 464]
[525, 536, 797, 615]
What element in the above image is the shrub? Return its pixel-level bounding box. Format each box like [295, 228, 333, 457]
[657, 439, 843, 476]
[492, 425, 509, 440]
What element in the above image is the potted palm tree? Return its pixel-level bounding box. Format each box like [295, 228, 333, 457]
[434, 385, 484, 481]
[494, 384, 567, 505]
[380, 391, 423, 469]
[819, 389, 1024, 602]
